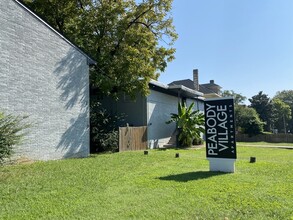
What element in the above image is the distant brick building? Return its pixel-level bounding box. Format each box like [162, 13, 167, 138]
[169, 69, 222, 98]
[0, 0, 95, 160]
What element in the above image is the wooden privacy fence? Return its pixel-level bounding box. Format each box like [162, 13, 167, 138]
[236, 133, 293, 143]
[119, 126, 147, 152]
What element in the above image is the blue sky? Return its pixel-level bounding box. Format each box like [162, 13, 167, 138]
[158, 0, 293, 102]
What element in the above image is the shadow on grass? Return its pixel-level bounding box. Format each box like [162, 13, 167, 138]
[158, 171, 227, 182]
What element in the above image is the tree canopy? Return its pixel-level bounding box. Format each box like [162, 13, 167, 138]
[249, 91, 272, 131]
[271, 98, 292, 133]
[235, 105, 264, 135]
[221, 89, 293, 134]
[23, 0, 177, 98]
[222, 90, 247, 105]
[274, 90, 293, 132]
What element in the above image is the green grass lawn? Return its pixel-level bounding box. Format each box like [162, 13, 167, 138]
[1, 146, 292, 220]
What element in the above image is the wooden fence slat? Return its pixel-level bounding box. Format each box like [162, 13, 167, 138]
[119, 126, 147, 152]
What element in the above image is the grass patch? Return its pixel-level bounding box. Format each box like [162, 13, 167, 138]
[1, 146, 293, 219]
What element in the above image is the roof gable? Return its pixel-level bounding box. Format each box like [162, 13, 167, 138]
[168, 79, 195, 90]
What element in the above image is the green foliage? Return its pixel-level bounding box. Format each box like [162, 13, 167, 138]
[249, 91, 272, 131]
[235, 105, 264, 135]
[274, 90, 293, 107]
[90, 102, 124, 153]
[222, 89, 293, 134]
[274, 90, 293, 132]
[166, 102, 205, 147]
[0, 146, 292, 219]
[271, 98, 292, 132]
[24, 0, 177, 98]
[222, 90, 247, 105]
[192, 135, 204, 145]
[22, 0, 80, 35]
[0, 112, 30, 163]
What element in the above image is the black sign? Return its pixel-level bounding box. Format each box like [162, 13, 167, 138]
[204, 98, 236, 159]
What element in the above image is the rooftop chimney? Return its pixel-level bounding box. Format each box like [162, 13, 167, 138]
[193, 69, 199, 91]
[210, 80, 214, 84]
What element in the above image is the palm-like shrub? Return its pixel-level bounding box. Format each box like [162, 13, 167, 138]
[166, 102, 205, 147]
[0, 112, 30, 163]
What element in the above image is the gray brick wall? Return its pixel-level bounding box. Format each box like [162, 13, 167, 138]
[0, 0, 90, 160]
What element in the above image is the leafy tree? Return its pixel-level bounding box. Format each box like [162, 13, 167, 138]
[235, 105, 264, 136]
[22, 0, 81, 35]
[23, 0, 177, 98]
[0, 112, 30, 164]
[274, 90, 293, 133]
[166, 102, 205, 147]
[249, 91, 272, 131]
[221, 90, 247, 105]
[271, 98, 292, 133]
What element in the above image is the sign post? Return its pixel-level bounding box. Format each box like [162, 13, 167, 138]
[204, 97, 237, 173]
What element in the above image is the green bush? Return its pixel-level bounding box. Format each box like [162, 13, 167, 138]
[235, 105, 264, 136]
[0, 112, 30, 163]
[90, 102, 125, 153]
[192, 136, 204, 145]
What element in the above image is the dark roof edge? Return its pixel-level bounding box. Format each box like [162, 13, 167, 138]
[149, 80, 204, 100]
[169, 79, 191, 84]
[14, 0, 96, 65]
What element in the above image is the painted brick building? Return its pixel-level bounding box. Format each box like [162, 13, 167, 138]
[0, 0, 95, 160]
